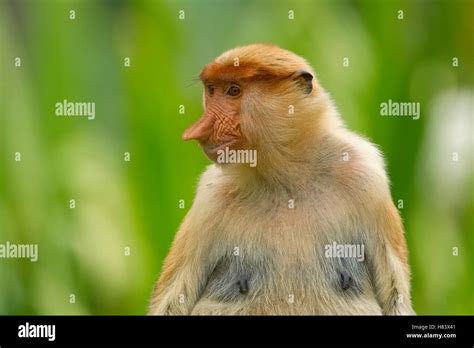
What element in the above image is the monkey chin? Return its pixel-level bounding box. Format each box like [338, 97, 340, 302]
[200, 140, 240, 162]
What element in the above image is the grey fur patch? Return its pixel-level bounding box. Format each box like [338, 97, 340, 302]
[202, 255, 260, 302]
[328, 255, 369, 296]
[340, 270, 354, 290]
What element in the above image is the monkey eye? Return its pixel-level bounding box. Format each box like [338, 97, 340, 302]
[226, 84, 241, 97]
[207, 85, 215, 96]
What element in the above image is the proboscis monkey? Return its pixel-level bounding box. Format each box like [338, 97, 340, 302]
[149, 44, 414, 315]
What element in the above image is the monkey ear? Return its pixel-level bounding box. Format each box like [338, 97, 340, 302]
[292, 70, 313, 94]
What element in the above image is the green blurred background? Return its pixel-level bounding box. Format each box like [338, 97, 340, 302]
[0, 0, 472, 314]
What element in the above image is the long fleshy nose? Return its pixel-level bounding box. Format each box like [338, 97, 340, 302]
[182, 113, 214, 141]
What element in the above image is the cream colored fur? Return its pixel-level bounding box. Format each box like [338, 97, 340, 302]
[149, 44, 414, 315]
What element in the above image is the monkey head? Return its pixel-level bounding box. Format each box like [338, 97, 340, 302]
[183, 44, 319, 164]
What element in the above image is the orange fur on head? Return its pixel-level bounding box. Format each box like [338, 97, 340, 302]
[200, 44, 315, 82]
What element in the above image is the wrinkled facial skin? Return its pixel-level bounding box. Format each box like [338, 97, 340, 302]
[182, 82, 244, 161]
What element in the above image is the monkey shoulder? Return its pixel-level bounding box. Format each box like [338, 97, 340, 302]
[319, 131, 391, 201]
[307, 131, 397, 238]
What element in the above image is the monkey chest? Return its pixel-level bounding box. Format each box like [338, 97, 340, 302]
[192, 189, 375, 313]
[196, 244, 370, 309]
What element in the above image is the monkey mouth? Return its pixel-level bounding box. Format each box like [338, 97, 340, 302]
[202, 140, 238, 158]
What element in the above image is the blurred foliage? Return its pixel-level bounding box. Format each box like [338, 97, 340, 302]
[0, 0, 472, 314]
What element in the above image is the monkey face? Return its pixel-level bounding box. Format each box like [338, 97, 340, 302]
[182, 82, 246, 162]
[183, 44, 316, 163]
